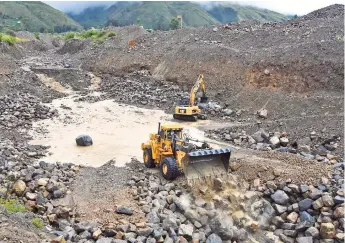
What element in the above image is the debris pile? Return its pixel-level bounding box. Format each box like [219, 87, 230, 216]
[0, 93, 57, 129]
[207, 127, 343, 163]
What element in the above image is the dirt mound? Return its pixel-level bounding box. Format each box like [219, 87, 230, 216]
[229, 149, 332, 185]
[302, 4, 344, 20]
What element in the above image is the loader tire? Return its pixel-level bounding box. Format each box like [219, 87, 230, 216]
[161, 157, 179, 180]
[143, 148, 155, 168]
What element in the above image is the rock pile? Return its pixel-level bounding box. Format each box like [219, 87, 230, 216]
[207, 127, 343, 163]
[255, 162, 344, 243]
[0, 93, 57, 129]
[1, 160, 80, 222]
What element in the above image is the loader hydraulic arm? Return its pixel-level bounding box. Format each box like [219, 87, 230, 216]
[189, 74, 207, 106]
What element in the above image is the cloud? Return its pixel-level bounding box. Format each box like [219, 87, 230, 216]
[45, 0, 344, 15]
[44, 1, 116, 14]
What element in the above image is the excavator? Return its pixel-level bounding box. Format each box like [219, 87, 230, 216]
[173, 74, 208, 121]
[141, 122, 231, 182]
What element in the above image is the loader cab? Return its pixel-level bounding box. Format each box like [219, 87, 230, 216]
[158, 124, 183, 141]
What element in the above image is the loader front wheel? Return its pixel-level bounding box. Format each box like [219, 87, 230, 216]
[143, 148, 155, 168]
[161, 157, 179, 180]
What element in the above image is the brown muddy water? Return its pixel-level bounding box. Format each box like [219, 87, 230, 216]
[29, 73, 241, 167]
[28, 93, 236, 167]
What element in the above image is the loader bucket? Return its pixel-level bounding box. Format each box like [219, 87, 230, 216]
[183, 148, 231, 183]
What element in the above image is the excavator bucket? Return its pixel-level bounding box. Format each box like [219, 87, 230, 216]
[182, 148, 231, 183]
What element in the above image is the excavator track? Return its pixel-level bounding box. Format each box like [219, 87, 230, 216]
[173, 114, 198, 121]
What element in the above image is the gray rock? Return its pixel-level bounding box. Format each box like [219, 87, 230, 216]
[335, 195, 345, 204]
[209, 215, 233, 240]
[269, 136, 280, 148]
[305, 227, 319, 238]
[273, 204, 287, 214]
[95, 238, 113, 243]
[178, 224, 193, 240]
[299, 198, 313, 211]
[300, 185, 309, 193]
[322, 194, 334, 206]
[76, 135, 93, 146]
[257, 108, 268, 118]
[146, 210, 160, 224]
[74, 221, 98, 233]
[309, 189, 323, 199]
[164, 183, 175, 192]
[280, 137, 289, 147]
[284, 229, 297, 237]
[223, 109, 233, 116]
[184, 209, 199, 223]
[300, 211, 315, 223]
[296, 237, 313, 243]
[271, 190, 289, 204]
[53, 189, 64, 198]
[272, 216, 284, 227]
[103, 229, 117, 237]
[136, 227, 153, 237]
[116, 206, 133, 215]
[296, 221, 313, 232]
[206, 233, 222, 243]
[163, 214, 178, 230]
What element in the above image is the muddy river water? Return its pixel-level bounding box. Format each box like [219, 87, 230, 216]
[29, 92, 235, 167]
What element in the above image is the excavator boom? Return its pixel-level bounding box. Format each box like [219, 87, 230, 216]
[189, 74, 207, 106]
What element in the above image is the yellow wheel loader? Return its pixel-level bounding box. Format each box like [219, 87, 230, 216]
[173, 74, 208, 122]
[141, 122, 231, 181]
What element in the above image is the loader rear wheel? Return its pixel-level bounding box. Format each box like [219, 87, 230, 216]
[143, 148, 155, 168]
[161, 157, 179, 180]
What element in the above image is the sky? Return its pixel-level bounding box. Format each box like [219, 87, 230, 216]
[45, 0, 344, 15]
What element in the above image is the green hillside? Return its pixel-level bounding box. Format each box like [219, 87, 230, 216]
[0, 1, 83, 33]
[106, 2, 218, 30]
[68, 6, 109, 29]
[68, 1, 290, 30]
[205, 3, 289, 23]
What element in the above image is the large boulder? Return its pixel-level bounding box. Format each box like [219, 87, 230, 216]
[76, 135, 93, 146]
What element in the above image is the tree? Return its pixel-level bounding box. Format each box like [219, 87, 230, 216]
[136, 18, 141, 26]
[293, 14, 298, 19]
[170, 17, 179, 30]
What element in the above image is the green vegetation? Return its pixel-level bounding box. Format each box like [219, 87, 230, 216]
[0, 1, 83, 33]
[63, 29, 116, 43]
[205, 3, 289, 23]
[107, 31, 116, 37]
[34, 32, 39, 39]
[69, 1, 289, 31]
[32, 217, 44, 229]
[170, 18, 180, 30]
[0, 32, 26, 45]
[0, 199, 26, 212]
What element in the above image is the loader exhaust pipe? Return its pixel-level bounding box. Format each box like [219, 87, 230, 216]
[158, 122, 161, 134]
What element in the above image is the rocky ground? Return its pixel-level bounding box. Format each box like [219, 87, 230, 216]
[0, 3, 343, 243]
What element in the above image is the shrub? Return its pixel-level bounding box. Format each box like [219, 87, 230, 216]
[0, 199, 26, 212]
[0, 33, 17, 45]
[107, 32, 116, 37]
[65, 32, 75, 40]
[32, 218, 44, 229]
[34, 32, 40, 40]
